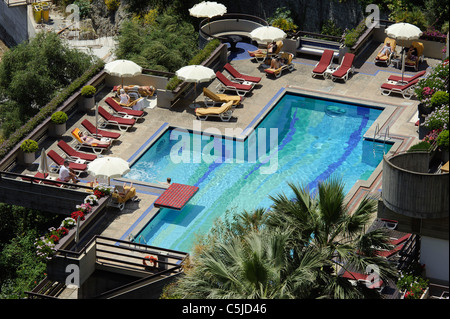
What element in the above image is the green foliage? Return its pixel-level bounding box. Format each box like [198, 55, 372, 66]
[104, 0, 120, 11]
[437, 129, 449, 150]
[415, 60, 449, 101]
[115, 13, 199, 73]
[407, 141, 433, 152]
[430, 91, 449, 108]
[321, 19, 343, 37]
[20, 139, 38, 153]
[344, 21, 366, 47]
[51, 111, 68, 124]
[0, 31, 95, 138]
[73, 0, 91, 19]
[81, 85, 96, 97]
[268, 7, 298, 32]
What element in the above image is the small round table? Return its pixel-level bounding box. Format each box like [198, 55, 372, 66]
[222, 35, 243, 51]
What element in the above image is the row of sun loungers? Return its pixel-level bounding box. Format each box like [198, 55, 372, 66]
[311, 50, 355, 82]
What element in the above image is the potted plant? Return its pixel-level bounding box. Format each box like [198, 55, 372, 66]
[20, 139, 39, 165]
[437, 129, 449, 162]
[50, 111, 68, 136]
[80, 85, 96, 111]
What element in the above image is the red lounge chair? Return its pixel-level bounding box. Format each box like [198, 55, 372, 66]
[215, 71, 254, 96]
[331, 53, 355, 82]
[389, 234, 411, 246]
[105, 97, 144, 120]
[98, 106, 136, 131]
[387, 70, 426, 84]
[376, 244, 404, 258]
[48, 150, 87, 176]
[81, 119, 121, 140]
[223, 63, 261, 84]
[22, 172, 64, 187]
[57, 140, 97, 162]
[380, 78, 419, 99]
[341, 271, 384, 290]
[311, 49, 334, 78]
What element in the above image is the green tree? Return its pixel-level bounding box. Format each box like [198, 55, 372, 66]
[169, 178, 398, 299]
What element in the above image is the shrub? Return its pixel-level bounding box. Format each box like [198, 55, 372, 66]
[20, 139, 38, 153]
[437, 130, 449, 150]
[343, 21, 366, 48]
[423, 104, 449, 130]
[50, 111, 68, 124]
[430, 91, 449, 108]
[105, 0, 120, 11]
[407, 141, 433, 152]
[415, 60, 449, 102]
[81, 85, 96, 97]
[268, 7, 298, 32]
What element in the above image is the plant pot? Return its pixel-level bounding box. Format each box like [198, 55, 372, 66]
[418, 125, 430, 140]
[49, 122, 67, 137]
[80, 96, 95, 111]
[23, 151, 36, 165]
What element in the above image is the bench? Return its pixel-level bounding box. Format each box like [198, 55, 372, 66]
[297, 38, 341, 59]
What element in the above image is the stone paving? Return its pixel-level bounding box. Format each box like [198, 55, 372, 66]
[18, 42, 442, 252]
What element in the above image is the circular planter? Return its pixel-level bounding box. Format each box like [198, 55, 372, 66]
[23, 151, 36, 165]
[80, 96, 95, 111]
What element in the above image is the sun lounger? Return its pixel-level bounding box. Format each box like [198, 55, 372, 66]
[376, 244, 404, 258]
[195, 101, 234, 122]
[98, 106, 136, 131]
[375, 37, 397, 65]
[71, 128, 111, 155]
[57, 140, 97, 162]
[249, 40, 283, 63]
[81, 119, 121, 140]
[387, 70, 426, 84]
[389, 233, 411, 246]
[341, 270, 384, 290]
[405, 41, 424, 71]
[311, 49, 334, 78]
[380, 78, 419, 99]
[22, 172, 64, 187]
[215, 71, 254, 96]
[47, 150, 87, 175]
[110, 184, 137, 210]
[203, 87, 242, 107]
[223, 63, 261, 84]
[331, 53, 355, 82]
[264, 52, 295, 78]
[105, 97, 144, 120]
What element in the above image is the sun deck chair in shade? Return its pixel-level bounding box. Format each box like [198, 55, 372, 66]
[71, 128, 111, 155]
[387, 70, 426, 84]
[405, 41, 424, 71]
[341, 270, 384, 290]
[203, 87, 242, 107]
[223, 63, 261, 84]
[47, 150, 87, 176]
[57, 140, 97, 162]
[81, 119, 121, 140]
[105, 97, 144, 120]
[380, 78, 419, 99]
[375, 244, 404, 259]
[331, 53, 355, 82]
[195, 101, 234, 122]
[311, 49, 334, 78]
[249, 40, 283, 63]
[389, 233, 411, 246]
[264, 52, 295, 78]
[215, 71, 254, 96]
[375, 37, 397, 65]
[98, 106, 136, 131]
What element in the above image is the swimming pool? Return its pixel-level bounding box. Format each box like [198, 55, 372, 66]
[125, 92, 392, 252]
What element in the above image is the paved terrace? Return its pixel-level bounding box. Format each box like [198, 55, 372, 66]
[16, 41, 441, 252]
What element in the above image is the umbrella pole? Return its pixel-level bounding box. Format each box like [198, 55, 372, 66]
[401, 43, 405, 83]
[95, 103, 98, 137]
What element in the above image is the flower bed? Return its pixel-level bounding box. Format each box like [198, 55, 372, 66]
[34, 186, 112, 261]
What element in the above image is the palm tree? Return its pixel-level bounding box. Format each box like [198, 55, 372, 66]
[168, 178, 398, 299]
[267, 177, 398, 298]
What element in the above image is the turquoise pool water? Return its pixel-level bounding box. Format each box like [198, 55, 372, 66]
[125, 93, 392, 252]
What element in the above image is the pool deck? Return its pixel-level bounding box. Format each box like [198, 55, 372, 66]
[18, 42, 442, 259]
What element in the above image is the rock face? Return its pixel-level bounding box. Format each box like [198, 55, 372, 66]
[206, 0, 365, 33]
[87, 0, 131, 37]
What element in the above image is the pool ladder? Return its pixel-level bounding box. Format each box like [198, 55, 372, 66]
[373, 124, 390, 155]
[128, 234, 148, 246]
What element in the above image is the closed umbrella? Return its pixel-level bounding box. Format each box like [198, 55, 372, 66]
[189, 1, 227, 35]
[104, 59, 142, 88]
[385, 23, 423, 83]
[175, 65, 216, 107]
[87, 157, 130, 186]
[38, 148, 49, 175]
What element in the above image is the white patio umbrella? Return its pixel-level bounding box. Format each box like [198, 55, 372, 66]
[385, 22, 423, 83]
[87, 157, 130, 186]
[175, 65, 216, 107]
[104, 59, 142, 88]
[249, 26, 287, 44]
[189, 1, 227, 35]
[38, 148, 49, 175]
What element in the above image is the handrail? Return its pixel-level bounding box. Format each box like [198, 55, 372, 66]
[295, 30, 343, 42]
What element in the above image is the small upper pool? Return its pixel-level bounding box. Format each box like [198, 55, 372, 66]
[125, 92, 392, 252]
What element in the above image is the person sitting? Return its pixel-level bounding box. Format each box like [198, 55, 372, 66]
[248, 41, 277, 55]
[405, 45, 418, 61]
[270, 56, 285, 69]
[376, 42, 391, 60]
[59, 160, 79, 183]
[78, 131, 111, 147]
[113, 182, 137, 203]
[119, 89, 130, 104]
[116, 85, 155, 97]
